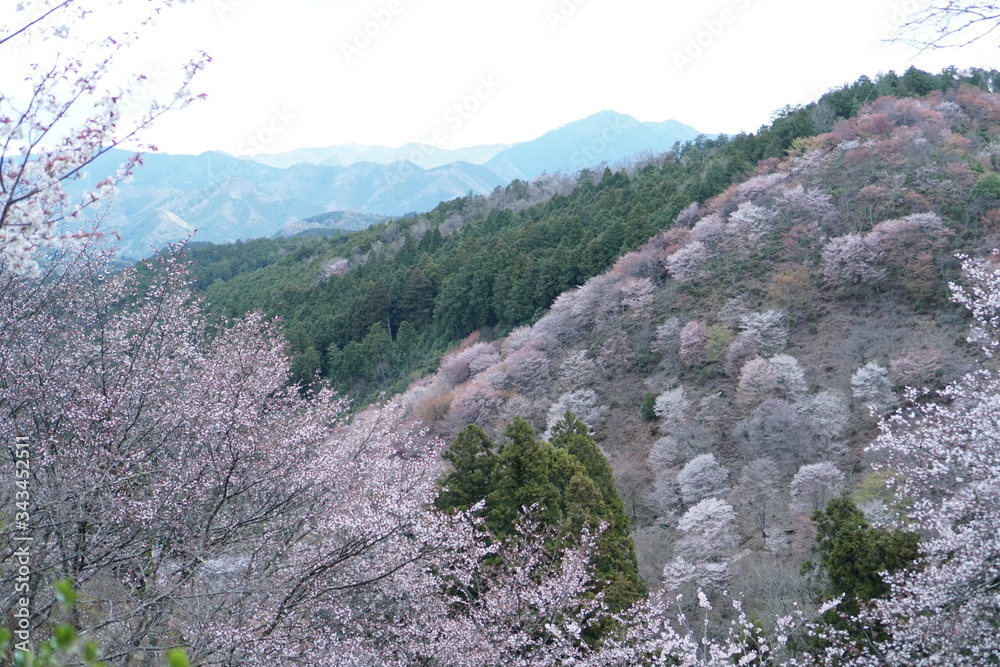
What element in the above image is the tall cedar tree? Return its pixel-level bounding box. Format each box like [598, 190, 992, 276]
[436, 413, 645, 615]
[805, 495, 921, 647]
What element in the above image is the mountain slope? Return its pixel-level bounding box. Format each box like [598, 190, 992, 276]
[484, 111, 704, 180]
[83, 111, 707, 259]
[246, 142, 512, 169]
[80, 150, 507, 258]
[389, 83, 1000, 608]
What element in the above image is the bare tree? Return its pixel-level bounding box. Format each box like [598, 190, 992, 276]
[894, 2, 1000, 50]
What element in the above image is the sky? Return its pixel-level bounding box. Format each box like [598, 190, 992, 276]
[4, 0, 999, 156]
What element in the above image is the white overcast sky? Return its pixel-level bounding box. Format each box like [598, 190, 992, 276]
[5, 0, 999, 156]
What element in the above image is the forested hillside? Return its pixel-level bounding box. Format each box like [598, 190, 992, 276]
[380, 79, 1000, 648]
[187, 67, 1000, 405]
[7, 65, 1000, 665]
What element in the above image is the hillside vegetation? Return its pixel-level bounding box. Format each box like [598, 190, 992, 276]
[381, 80, 1000, 625]
[186, 67, 1000, 406]
[8, 67, 1000, 665]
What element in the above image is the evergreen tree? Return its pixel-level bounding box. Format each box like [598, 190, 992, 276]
[804, 495, 921, 649]
[436, 415, 645, 617]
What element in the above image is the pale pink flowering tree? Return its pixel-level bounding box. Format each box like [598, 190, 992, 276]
[789, 462, 845, 514]
[738, 310, 788, 356]
[736, 356, 779, 409]
[821, 233, 886, 288]
[856, 253, 1000, 665]
[769, 353, 808, 399]
[653, 387, 691, 431]
[678, 319, 708, 365]
[0, 0, 207, 274]
[558, 349, 597, 391]
[676, 454, 729, 506]
[722, 331, 760, 378]
[664, 241, 708, 284]
[0, 242, 361, 661]
[851, 361, 896, 412]
[688, 213, 726, 245]
[729, 201, 778, 247]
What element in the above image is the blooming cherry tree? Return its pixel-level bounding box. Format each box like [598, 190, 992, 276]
[858, 253, 1000, 665]
[0, 1, 207, 274]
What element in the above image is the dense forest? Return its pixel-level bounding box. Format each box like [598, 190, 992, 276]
[183, 66, 1000, 403]
[6, 63, 1000, 666]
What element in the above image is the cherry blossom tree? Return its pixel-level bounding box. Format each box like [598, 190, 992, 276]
[676, 454, 729, 506]
[669, 497, 738, 584]
[729, 201, 778, 247]
[664, 241, 708, 284]
[543, 390, 606, 439]
[790, 462, 845, 514]
[736, 356, 779, 409]
[558, 349, 598, 390]
[723, 331, 760, 378]
[0, 242, 361, 661]
[648, 435, 681, 471]
[678, 319, 708, 366]
[857, 253, 1000, 665]
[822, 233, 886, 289]
[738, 310, 788, 356]
[653, 387, 691, 430]
[799, 390, 851, 459]
[770, 353, 808, 399]
[851, 361, 896, 412]
[0, 1, 207, 274]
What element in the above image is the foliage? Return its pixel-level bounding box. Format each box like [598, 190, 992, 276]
[853, 253, 1000, 665]
[0, 1, 205, 275]
[639, 392, 657, 421]
[435, 414, 645, 616]
[807, 496, 921, 619]
[181, 67, 1000, 405]
[0, 243, 447, 663]
[0, 581, 190, 667]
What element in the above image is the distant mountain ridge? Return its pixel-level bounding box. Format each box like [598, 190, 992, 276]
[241, 112, 703, 176]
[86, 111, 704, 258]
[247, 143, 513, 170]
[485, 112, 704, 180]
